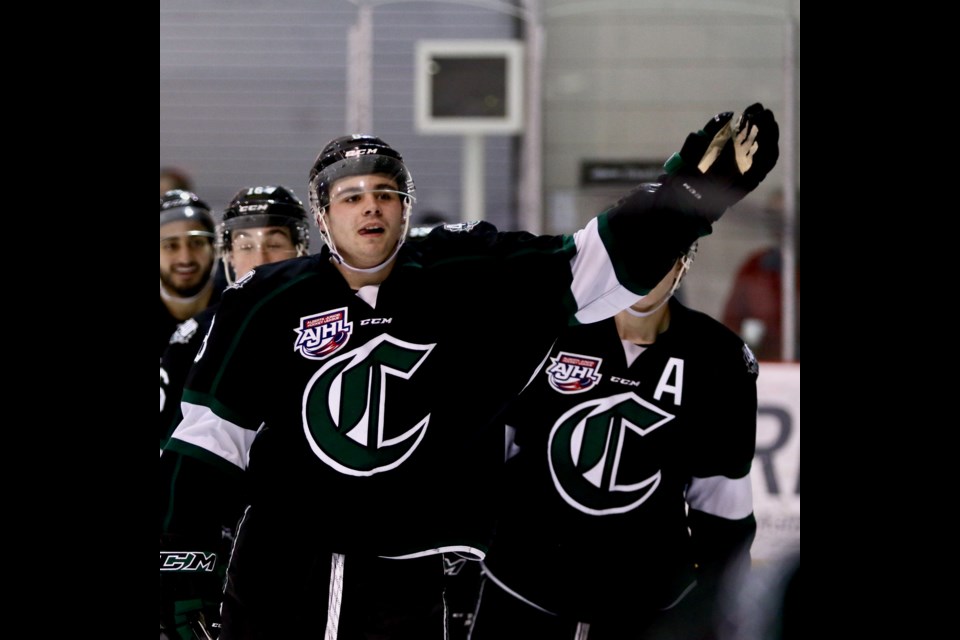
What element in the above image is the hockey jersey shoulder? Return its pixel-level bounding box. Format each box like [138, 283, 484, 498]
[672, 300, 759, 377]
[219, 254, 330, 306]
[408, 220, 578, 265]
[168, 305, 218, 347]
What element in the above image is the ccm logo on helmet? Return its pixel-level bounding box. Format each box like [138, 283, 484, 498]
[238, 204, 270, 212]
[344, 148, 380, 158]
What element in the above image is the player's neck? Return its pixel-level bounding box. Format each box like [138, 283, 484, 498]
[160, 279, 213, 321]
[615, 302, 671, 345]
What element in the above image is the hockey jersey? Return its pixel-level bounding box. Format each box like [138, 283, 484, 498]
[163, 217, 675, 556]
[159, 180, 727, 632]
[481, 298, 758, 623]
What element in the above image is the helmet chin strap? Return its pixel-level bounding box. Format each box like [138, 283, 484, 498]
[318, 202, 412, 275]
[624, 294, 671, 318]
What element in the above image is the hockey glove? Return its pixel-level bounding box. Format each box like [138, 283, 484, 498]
[662, 103, 779, 218]
[160, 596, 221, 640]
[160, 541, 223, 639]
[601, 105, 778, 293]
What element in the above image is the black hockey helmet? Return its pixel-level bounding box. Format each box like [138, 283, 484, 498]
[160, 189, 215, 233]
[219, 185, 310, 254]
[307, 134, 415, 216]
[160, 189, 215, 242]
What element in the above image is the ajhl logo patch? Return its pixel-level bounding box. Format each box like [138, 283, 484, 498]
[294, 307, 353, 360]
[546, 351, 603, 394]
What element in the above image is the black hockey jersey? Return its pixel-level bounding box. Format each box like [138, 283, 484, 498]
[158, 172, 752, 638]
[481, 298, 759, 623]
[164, 219, 669, 557]
[159, 298, 182, 359]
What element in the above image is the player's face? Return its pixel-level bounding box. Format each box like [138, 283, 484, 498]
[323, 175, 405, 268]
[227, 226, 297, 278]
[159, 220, 215, 297]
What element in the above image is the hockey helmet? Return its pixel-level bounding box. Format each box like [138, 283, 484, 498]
[307, 134, 415, 216]
[219, 185, 310, 255]
[160, 189, 215, 235]
[307, 135, 416, 270]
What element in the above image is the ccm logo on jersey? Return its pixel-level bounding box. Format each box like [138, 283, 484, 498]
[294, 307, 353, 360]
[547, 352, 603, 394]
[159, 551, 216, 572]
[360, 318, 393, 326]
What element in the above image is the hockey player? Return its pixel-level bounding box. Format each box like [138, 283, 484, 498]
[159, 190, 218, 358]
[468, 241, 759, 640]
[160, 104, 778, 639]
[160, 185, 311, 449]
[159, 186, 311, 639]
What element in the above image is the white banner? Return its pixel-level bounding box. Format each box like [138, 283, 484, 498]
[750, 363, 800, 563]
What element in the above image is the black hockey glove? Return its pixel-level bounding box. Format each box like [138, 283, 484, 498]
[601, 104, 778, 293]
[661, 103, 779, 219]
[160, 540, 223, 639]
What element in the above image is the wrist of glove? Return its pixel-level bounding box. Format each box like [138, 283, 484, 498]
[161, 597, 221, 640]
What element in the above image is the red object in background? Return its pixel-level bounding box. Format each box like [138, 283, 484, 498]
[722, 247, 800, 362]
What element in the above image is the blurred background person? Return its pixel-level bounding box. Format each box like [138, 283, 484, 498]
[722, 188, 799, 361]
[159, 185, 310, 638]
[161, 184, 311, 448]
[159, 190, 218, 358]
[160, 166, 194, 196]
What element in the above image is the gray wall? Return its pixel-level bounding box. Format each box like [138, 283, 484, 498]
[161, 0, 800, 321]
[539, 0, 800, 318]
[160, 0, 519, 234]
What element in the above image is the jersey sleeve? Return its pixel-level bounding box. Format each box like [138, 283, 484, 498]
[424, 172, 730, 328]
[160, 284, 261, 575]
[165, 280, 272, 474]
[686, 337, 759, 576]
[570, 173, 727, 324]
